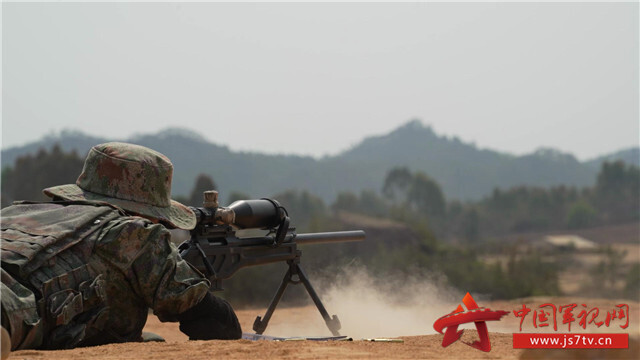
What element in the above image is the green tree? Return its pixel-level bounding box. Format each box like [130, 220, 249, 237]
[408, 172, 445, 218]
[595, 161, 640, 223]
[566, 200, 597, 229]
[331, 191, 388, 218]
[358, 190, 389, 218]
[582, 246, 626, 298]
[382, 167, 413, 201]
[462, 207, 479, 243]
[1, 144, 84, 207]
[271, 190, 326, 228]
[624, 263, 640, 301]
[332, 192, 360, 213]
[382, 167, 445, 218]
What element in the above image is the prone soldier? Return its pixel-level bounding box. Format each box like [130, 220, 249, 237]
[0, 142, 242, 357]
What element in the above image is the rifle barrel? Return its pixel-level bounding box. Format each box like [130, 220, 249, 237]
[294, 230, 365, 245]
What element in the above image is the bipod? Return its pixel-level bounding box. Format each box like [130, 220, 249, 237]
[253, 254, 341, 336]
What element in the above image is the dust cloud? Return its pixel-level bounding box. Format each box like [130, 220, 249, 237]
[264, 266, 464, 339]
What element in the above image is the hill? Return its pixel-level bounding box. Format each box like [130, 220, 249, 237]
[2, 121, 637, 202]
[333, 120, 599, 201]
[585, 147, 640, 168]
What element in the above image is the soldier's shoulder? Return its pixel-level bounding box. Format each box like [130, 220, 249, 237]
[102, 215, 171, 241]
[2, 199, 118, 212]
[1, 201, 63, 214]
[2, 201, 122, 220]
[1, 201, 126, 236]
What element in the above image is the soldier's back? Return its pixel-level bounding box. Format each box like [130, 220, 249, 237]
[1, 201, 151, 349]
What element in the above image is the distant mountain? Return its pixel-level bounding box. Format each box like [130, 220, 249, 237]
[333, 120, 597, 200]
[1, 129, 106, 167]
[584, 147, 640, 168]
[2, 121, 638, 202]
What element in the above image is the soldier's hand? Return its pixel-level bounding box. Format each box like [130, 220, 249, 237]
[177, 292, 242, 340]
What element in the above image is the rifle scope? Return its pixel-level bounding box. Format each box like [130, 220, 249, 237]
[190, 197, 288, 230]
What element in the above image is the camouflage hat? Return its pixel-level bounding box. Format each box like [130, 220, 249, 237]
[44, 142, 196, 230]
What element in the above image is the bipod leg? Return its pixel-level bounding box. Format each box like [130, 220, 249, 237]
[253, 260, 341, 336]
[295, 264, 341, 336]
[253, 261, 294, 334]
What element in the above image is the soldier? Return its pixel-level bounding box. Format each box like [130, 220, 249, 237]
[0, 142, 242, 357]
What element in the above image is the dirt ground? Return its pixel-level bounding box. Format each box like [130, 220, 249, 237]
[6, 297, 639, 360]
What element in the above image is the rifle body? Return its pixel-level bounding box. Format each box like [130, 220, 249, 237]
[179, 226, 365, 291]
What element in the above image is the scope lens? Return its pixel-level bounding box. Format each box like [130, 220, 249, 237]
[228, 199, 281, 229]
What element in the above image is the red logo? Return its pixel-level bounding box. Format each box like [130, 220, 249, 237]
[433, 292, 509, 352]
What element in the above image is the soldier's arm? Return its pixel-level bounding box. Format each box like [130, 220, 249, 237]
[97, 218, 241, 339]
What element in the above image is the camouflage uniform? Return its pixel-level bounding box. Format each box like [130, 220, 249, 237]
[1, 142, 231, 350]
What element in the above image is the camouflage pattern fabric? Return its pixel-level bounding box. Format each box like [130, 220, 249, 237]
[1, 268, 43, 350]
[43, 142, 196, 230]
[0, 200, 210, 350]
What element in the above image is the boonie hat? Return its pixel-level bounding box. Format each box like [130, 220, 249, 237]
[44, 142, 196, 230]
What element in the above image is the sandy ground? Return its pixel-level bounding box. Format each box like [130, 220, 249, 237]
[7, 332, 519, 360]
[6, 297, 639, 360]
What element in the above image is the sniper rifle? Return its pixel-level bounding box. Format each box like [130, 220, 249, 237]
[178, 191, 365, 336]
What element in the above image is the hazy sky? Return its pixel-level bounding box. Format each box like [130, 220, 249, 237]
[2, 2, 638, 160]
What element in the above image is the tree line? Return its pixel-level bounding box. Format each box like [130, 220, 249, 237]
[3, 145, 637, 237]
